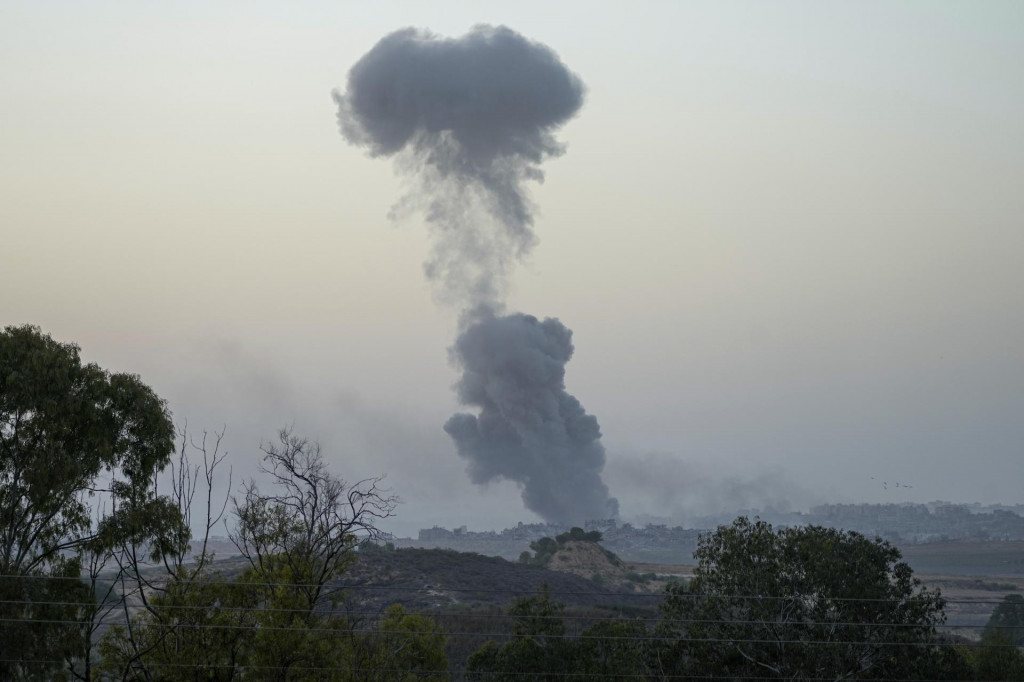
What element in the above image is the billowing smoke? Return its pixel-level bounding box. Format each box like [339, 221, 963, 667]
[444, 311, 618, 524]
[334, 25, 584, 307]
[335, 26, 618, 524]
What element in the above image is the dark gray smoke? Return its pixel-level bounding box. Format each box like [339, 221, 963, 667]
[334, 25, 584, 307]
[444, 311, 618, 524]
[335, 26, 617, 525]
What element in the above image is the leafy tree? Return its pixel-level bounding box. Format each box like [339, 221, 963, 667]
[966, 595, 1024, 681]
[0, 325, 183, 680]
[99, 428, 412, 681]
[519, 537, 558, 566]
[970, 630, 1024, 681]
[230, 429, 398, 612]
[227, 429, 399, 678]
[95, 565, 260, 681]
[466, 586, 575, 681]
[555, 527, 602, 544]
[519, 528, 605, 566]
[574, 618, 653, 679]
[986, 594, 1024, 646]
[358, 605, 448, 681]
[86, 426, 232, 681]
[0, 558, 91, 681]
[467, 586, 655, 680]
[657, 517, 949, 680]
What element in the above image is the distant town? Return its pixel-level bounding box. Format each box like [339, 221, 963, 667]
[394, 502, 1024, 563]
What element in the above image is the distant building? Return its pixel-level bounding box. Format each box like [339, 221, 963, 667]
[418, 526, 455, 542]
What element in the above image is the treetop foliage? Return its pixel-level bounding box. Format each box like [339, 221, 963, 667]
[555, 527, 603, 544]
[0, 324, 183, 680]
[519, 526, 603, 566]
[659, 517, 950, 679]
[985, 593, 1024, 646]
[0, 324, 179, 574]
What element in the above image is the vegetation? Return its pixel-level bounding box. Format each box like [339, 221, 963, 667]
[656, 517, 955, 679]
[465, 585, 651, 681]
[0, 324, 182, 680]
[555, 527, 603, 544]
[518, 526, 606, 567]
[0, 326, 448, 680]
[4, 326, 1024, 680]
[470, 518, 1024, 680]
[94, 429, 439, 681]
[986, 593, 1024, 646]
[969, 629, 1024, 681]
[464, 586, 655, 680]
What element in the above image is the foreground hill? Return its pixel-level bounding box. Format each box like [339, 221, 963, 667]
[335, 547, 658, 613]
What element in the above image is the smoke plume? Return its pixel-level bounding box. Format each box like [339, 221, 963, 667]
[335, 26, 618, 524]
[444, 311, 618, 524]
[334, 25, 584, 307]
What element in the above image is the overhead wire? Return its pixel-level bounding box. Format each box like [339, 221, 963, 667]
[0, 658, 1017, 682]
[0, 573, 1016, 604]
[0, 598, 1013, 632]
[2, 615, 1021, 649]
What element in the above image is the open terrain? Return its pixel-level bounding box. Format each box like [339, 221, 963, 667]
[898, 540, 1024, 577]
[346, 543, 1024, 642]
[149, 538, 1024, 647]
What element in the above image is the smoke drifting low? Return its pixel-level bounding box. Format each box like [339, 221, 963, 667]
[336, 26, 616, 525]
[334, 25, 584, 307]
[445, 311, 618, 524]
[604, 453, 819, 527]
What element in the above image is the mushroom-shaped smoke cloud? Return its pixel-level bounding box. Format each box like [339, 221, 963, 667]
[334, 25, 585, 307]
[336, 26, 617, 525]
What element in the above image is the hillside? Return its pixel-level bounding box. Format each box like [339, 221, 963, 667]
[541, 540, 686, 593]
[335, 547, 654, 613]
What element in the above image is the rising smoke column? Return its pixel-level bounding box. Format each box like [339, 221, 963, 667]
[444, 310, 617, 523]
[335, 25, 618, 524]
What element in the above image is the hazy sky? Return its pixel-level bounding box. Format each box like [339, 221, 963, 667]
[3, 1, 1022, 536]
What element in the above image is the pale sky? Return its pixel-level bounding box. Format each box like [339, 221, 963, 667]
[2, 1, 1023, 537]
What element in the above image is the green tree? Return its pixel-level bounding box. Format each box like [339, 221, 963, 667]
[555, 527, 602, 544]
[0, 325, 182, 680]
[986, 594, 1024, 646]
[967, 594, 1024, 681]
[971, 630, 1024, 681]
[229, 429, 399, 679]
[466, 586, 575, 681]
[99, 429, 413, 681]
[657, 517, 949, 680]
[519, 529, 606, 567]
[466, 586, 654, 680]
[359, 605, 448, 682]
[91, 427, 236, 681]
[574, 618, 652, 679]
[95, 565, 260, 681]
[519, 537, 558, 566]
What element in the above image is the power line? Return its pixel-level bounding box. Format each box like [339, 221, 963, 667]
[3, 616, 1020, 648]
[0, 598, 1012, 631]
[1, 573, 1016, 604]
[0, 658, 1015, 681]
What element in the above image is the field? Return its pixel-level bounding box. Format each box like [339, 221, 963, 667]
[898, 540, 1024, 577]
[888, 540, 1024, 640]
